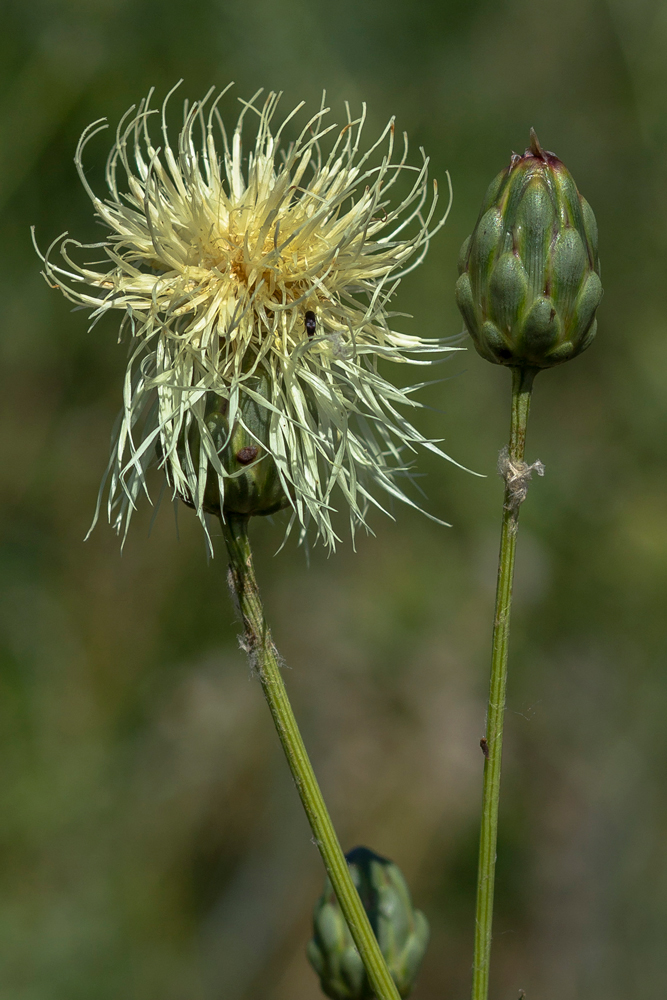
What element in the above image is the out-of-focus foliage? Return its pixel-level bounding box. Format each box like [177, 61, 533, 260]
[1, 1, 667, 998]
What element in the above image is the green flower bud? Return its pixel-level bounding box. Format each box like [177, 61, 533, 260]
[178, 370, 290, 518]
[456, 130, 602, 369]
[307, 847, 429, 999]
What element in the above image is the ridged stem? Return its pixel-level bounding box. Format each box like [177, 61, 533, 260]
[471, 366, 537, 1000]
[220, 513, 401, 1000]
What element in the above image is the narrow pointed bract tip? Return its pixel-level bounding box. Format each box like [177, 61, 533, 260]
[529, 127, 545, 159]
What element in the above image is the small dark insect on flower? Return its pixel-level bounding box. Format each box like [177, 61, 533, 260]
[305, 310, 317, 338]
[480, 737, 490, 759]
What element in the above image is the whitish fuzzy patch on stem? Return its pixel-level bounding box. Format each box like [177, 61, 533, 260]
[498, 446, 544, 510]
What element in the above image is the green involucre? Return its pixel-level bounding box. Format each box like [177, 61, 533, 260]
[177, 369, 290, 518]
[307, 847, 429, 999]
[456, 132, 602, 368]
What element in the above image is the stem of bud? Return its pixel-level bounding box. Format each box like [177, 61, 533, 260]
[220, 514, 402, 1000]
[471, 366, 538, 1000]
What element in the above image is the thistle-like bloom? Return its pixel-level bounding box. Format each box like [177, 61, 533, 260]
[38, 84, 458, 548]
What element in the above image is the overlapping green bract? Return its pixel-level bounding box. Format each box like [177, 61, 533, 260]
[456, 131, 602, 369]
[307, 847, 429, 999]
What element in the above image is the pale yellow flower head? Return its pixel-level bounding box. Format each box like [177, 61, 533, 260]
[37, 83, 459, 548]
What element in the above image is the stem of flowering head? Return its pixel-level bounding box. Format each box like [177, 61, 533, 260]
[220, 513, 402, 1000]
[471, 366, 540, 1000]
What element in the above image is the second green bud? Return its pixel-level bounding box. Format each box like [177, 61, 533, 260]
[456, 130, 602, 369]
[307, 847, 429, 1000]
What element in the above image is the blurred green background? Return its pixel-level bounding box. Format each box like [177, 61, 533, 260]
[1, 0, 666, 997]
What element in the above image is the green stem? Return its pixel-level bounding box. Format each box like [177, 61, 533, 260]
[471, 366, 537, 1000]
[220, 513, 401, 1000]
